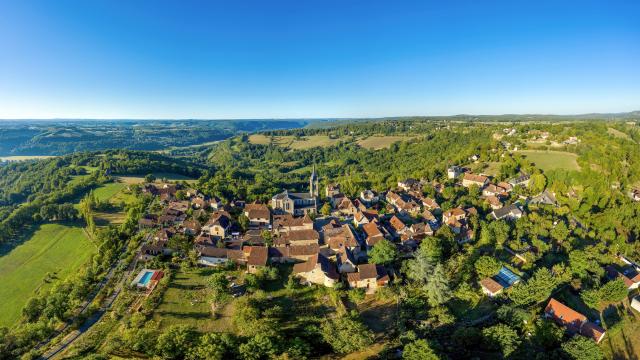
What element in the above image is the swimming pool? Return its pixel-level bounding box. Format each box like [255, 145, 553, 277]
[139, 271, 154, 286]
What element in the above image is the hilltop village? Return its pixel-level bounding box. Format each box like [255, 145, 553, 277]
[133, 162, 628, 348]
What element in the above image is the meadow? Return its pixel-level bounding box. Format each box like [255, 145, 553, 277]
[517, 150, 580, 172]
[0, 223, 95, 326]
[249, 133, 419, 150]
[356, 135, 418, 150]
[116, 172, 196, 184]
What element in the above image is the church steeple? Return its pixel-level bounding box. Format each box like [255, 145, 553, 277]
[310, 164, 318, 197]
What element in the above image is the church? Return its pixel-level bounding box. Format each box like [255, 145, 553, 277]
[271, 166, 318, 216]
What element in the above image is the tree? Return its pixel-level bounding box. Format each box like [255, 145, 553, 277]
[260, 230, 273, 246]
[156, 325, 196, 359]
[404, 244, 434, 284]
[369, 239, 398, 266]
[320, 316, 374, 354]
[482, 324, 521, 357]
[561, 336, 604, 360]
[599, 279, 627, 303]
[403, 339, 438, 360]
[208, 273, 230, 310]
[238, 333, 281, 360]
[529, 173, 547, 194]
[425, 264, 452, 306]
[508, 268, 558, 306]
[533, 319, 564, 350]
[144, 174, 156, 183]
[474, 256, 502, 279]
[238, 214, 249, 231]
[551, 220, 570, 243]
[320, 203, 332, 216]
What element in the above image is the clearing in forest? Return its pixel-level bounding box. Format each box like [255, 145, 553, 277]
[0, 223, 95, 326]
[248, 134, 342, 149]
[356, 135, 418, 150]
[517, 150, 580, 172]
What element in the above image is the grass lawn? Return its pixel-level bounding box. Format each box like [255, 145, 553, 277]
[0, 223, 95, 326]
[517, 150, 580, 172]
[92, 182, 127, 202]
[356, 135, 418, 150]
[152, 269, 237, 332]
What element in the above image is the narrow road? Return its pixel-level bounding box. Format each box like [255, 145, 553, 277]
[39, 231, 152, 359]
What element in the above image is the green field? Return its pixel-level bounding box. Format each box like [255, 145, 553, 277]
[117, 173, 196, 184]
[0, 223, 95, 326]
[518, 150, 580, 172]
[93, 182, 127, 202]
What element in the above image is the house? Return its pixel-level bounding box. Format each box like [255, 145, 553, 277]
[386, 191, 420, 215]
[138, 216, 157, 230]
[544, 298, 606, 343]
[272, 214, 314, 234]
[362, 222, 386, 248]
[530, 190, 557, 206]
[606, 265, 640, 290]
[353, 210, 374, 227]
[202, 211, 232, 239]
[336, 197, 358, 216]
[387, 215, 408, 239]
[398, 178, 421, 192]
[442, 207, 467, 225]
[492, 204, 523, 220]
[244, 203, 271, 228]
[210, 196, 223, 210]
[182, 220, 201, 236]
[486, 195, 503, 210]
[271, 168, 318, 215]
[191, 197, 208, 210]
[360, 190, 379, 205]
[480, 277, 504, 297]
[269, 244, 319, 263]
[421, 209, 439, 228]
[325, 224, 360, 254]
[293, 253, 340, 287]
[275, 229, 320, 246]
[421, 197, 440, 212]
[497, 181, 513, 193]
[408, 222, 433, 242]
[245, 246, 269, 274]
[326, 183, 341, 198]
[347, 264, 390, 294]
[447, 165, 463, 179]
[509, 174, 531, 188]
[483, 184, 507, 197]
[462, 173, 489, 188]
[196, 246, 230, 267]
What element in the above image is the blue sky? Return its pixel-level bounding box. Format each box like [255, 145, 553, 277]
[0, 0, 638, 119]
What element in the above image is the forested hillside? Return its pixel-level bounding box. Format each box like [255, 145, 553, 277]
[0, 119, 309, 156]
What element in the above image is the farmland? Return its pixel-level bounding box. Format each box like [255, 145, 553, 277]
[517, 150, 580, 172]
[0, 223, 95, 326]
[117, 172, 196, 184]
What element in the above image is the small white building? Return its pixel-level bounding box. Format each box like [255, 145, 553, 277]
[631, 297, 640, 313]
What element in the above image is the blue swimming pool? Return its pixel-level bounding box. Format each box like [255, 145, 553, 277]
[139, 271, 154, 286]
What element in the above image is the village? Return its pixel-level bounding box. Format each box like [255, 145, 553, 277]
[128, 161, 640, 348]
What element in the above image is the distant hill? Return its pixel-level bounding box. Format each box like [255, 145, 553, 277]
[0, 119, 312, 156]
